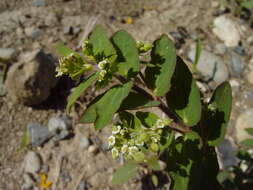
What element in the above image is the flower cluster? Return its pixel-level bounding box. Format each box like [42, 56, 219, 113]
[108, 118, 171, 162]
[136, 41, 153, 53]
[56, 53, 92, 80]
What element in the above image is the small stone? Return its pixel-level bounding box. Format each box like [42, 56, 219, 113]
[52, 130, 70, 141]
[5, 49, 58, 105]
[216, 138, 239, 169]
[24, 151, 42, 174]
[212, 15, 241, 47]
[23, 173, 35, 189]
[0, 48, 16, 61]
[188, 47, 229, 84]
[33, 0, 45, 6]
[79, 137, 90, 149]
[247, 71, 253, 85]
[48, 116, 71, 133]
[27, 123, 52, 147]
[88, 145, 98, 154]
[233, 46, 246, 56]
[228, 51, 244, 77]
[235, 109, 253, 143]
[158, 160, 167, 170]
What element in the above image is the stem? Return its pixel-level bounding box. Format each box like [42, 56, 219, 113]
[114, 74, 191, 134]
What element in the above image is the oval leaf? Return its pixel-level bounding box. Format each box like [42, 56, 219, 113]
[66, 72, 99, 114]
[206, 82, 232, 146]
[145, 34, 176, 96]
[112, 163, 138, 185]
[166, 57, 201, 126]
[119, 92, 160, 111]
[111, 30, 140, 78]
[80, 82, 133, 130]
[88, 25, 117, 61]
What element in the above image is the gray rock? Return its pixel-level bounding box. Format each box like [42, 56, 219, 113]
[77, 180, 91, 190]
[229, 51, 244, 77]
[212, 15, 241, 47]
[30, 28, 43, 39]
[5, 49, 58, 105]
[33, 0, 45, 7]
[233, 46, 246, 56]
[24, 151, 42, 174]
[79, 136, 90, 149]
[27, 123, 52, 147]
[48, 116, 71, 133]
[23, 173, 35, 189]
[216, 138, 239, 169]
[235, 109, 253, 143]
[48, 116, 72, 141]
[0, 48, 16, 61]
[188, 47, 229, 84]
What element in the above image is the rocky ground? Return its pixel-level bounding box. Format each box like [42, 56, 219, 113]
[1, 0, 253, 189]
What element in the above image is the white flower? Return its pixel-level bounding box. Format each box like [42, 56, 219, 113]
[111, 148, 119, 159]
[98, 60, 108, 70]
[121, 144, 128, 154]
[129, 146, 138, 155]
[151, 136, 158, 143]
[99, 70, 107, 77]
[135, 139, 144, 146]
[112, 125, 121, 134]
[108, 135, 116, 147]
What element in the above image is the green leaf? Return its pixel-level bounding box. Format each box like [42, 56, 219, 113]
[167, 134, 221, 190]
[147, 158, 161, 171]
[145, 34, 176, 96]
[80, 82, 133, 129]
[241, 0, 253, 8]
[205, 82, 232, 146]
[119, 92, 160, 111]
[151, 174, 159, 187]
[242, 139, 253, 147]
[245, 128, 253, 136]
[88, 25, 117, 61]
[193, 39, 202, 71]
[66, 72, 99, 114]
[166, 57, 201, 126]
[112, 163, 138, 185]
[55, 43, 76, 57]
[136, 111, 159, 128]
[118, 111, 142, 129]
[111, 30, 140, 78]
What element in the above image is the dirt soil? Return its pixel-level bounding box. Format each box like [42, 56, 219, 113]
[1, 0, 253, 190]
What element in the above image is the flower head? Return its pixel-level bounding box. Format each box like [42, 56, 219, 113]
[108, 135, 116, 147]
[112, 125, 121, 135]
[111, 148, 119, 159]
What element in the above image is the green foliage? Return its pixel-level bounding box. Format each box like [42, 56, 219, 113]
[111, 30, 140, 78]
[57, 25, 233, 189]
[203, 82, 232, 146]
[112, 163, 138, 185]
[81, 82, 133, 130]
[66, 72, 99, 113]
[166, 57, 201, 126]
[145, 34, 176, 96]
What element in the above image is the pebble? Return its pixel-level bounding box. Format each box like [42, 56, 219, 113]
[233, 46, 246, 56]
[33, 0, 45, 7]
[188, 47, 229, 84]
[212, 16, 241, 47]
[216, 138, 239, 169]
[247, 71, 253, 85]
[235, 109, 253, 143]
[48, 116, 72, 141]
[24, 151, 42, 174]
[0, 48, 16, 61]
[28, 123, 52, 147]
[5, 49, 58, 105]
[23, 173, 35, 189]
[229, 51, 244, 77]
[88, 145, 99, 154]
[79, 136, 90, 149]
